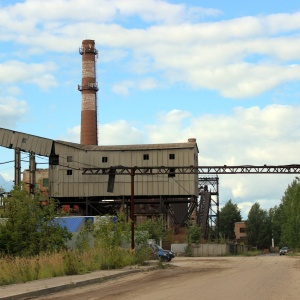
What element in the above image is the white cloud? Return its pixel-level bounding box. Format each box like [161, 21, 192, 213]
[0, 2, 300, 98]
[0, 61, 57, 89]
[99, 120, 143, 145]
[138, 77, 158, 90]
[147, 109, 192, 143]
[0, 96, 28, 127]
[112, 80, 134, 95]
[0, 0, 219, 27]
[6, 86, 22, 96]
[116, 0, 220, 24]
[0, 1, 299, 213]
[111, 77, 158, 95]
[57, 125, 80, 143]
[202, 64, 300, 98]
[192, 104, 300, 165]
[59, 121, 143, 145]
[145, 105, 299, 214]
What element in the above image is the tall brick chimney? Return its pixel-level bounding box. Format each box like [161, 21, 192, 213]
[78, 39, 98, 145]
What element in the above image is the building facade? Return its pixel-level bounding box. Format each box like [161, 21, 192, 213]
[234, 221, 247, 243]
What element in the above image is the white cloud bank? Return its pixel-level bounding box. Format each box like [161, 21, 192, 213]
[0, 1, 300, 98]
[0, 96, 28, 128]
[0, 61, 57, 89]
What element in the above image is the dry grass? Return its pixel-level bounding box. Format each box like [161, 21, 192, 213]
[0, 246, 147, 286]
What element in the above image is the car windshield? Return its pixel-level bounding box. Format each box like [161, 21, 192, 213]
[281, 247, 288, 250]
[152, 244, 163, 251]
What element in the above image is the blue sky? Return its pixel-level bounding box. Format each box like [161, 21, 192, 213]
[1, 0, 300, 218]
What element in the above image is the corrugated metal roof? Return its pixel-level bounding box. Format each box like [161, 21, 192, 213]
[0, 127, 198, 155]
[55, 140, 197, 151]
[0, 127, 53, 156]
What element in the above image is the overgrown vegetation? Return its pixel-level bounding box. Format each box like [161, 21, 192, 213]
[0, 188, 153, 285]
[136, 216, 168, 243]
[185, 223, 201, 256]
[3, 176, 298, 286]
[0, 247, 141, 285]
[0, 185, 72, 256]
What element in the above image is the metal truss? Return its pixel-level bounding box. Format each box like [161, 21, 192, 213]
[198, 176, 219, 240]
[82, 164, 300, 175]
[82, 165, 300, 244]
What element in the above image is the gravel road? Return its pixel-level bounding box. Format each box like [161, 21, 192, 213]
[37, 255, 300, 300]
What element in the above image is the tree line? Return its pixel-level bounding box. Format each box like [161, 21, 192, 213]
[219, 177, 300, 250]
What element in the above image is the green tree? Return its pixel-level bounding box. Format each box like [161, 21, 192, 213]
[93, 213, 130, 249]
[269, 205, 283, 247]
[219, 200, 242, 240]
[280, 178, 300, 249]
[0, 185, 71, 256]
[136, 216, 167, 244]
[247, 202, 272, 249]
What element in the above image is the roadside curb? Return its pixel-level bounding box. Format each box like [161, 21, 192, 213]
[0, 264, 158, 300]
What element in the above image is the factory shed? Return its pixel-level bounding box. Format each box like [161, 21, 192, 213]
[50, 138, 199, 200]
[0, 128, 199, 220]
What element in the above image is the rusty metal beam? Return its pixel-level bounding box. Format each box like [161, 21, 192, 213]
[82, 164, 300, 175]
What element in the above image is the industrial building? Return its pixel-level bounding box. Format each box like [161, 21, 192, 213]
[0, 40, 218, 242]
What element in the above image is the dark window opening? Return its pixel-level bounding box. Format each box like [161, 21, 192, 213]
[42, 178, 49, 187]
[102, 157, 108, 163]
[67, 156, 73, 162]
[67, 170, 72, 175]
[240, 228, 247, 233]
[143, 154, 149, 160]
[168, 168, 176, 178]
[169, 154, 175, 160]
[49, 154, 59, 165]
[22, 138, 27, 143]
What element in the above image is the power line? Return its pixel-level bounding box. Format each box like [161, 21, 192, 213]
[0, 160, 14, 165]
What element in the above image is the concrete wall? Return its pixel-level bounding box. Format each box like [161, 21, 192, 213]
[171, 243, 188, 254]
[171, 243, 228, 256]
[192, 243, 227, 256]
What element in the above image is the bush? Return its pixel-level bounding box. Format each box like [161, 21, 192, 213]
[0, 186, 71, 257]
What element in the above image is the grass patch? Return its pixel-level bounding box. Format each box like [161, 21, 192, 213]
[0, 246, 150, 286]
[237, 250, 262, 256]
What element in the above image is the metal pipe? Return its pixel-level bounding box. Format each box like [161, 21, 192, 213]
[130, 167, 135, 249]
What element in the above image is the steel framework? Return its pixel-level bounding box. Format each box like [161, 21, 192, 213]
[82, 164, 300, 247]
[82, 164, 300, 175]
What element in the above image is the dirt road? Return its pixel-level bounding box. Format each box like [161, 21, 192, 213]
[38, 255, 300, 300]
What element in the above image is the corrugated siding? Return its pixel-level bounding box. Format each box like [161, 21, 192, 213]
[0, 128, 53, 156]
[49, 143, 199, 198]
[0, 128, 14, 148]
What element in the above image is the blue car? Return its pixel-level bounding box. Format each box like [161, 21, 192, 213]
[149, 244, 175, 262]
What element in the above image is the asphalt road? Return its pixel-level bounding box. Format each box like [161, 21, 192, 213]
[37, 255, 300, 300]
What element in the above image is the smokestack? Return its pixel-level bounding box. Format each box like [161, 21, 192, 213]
[78, 39, 98, 145]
